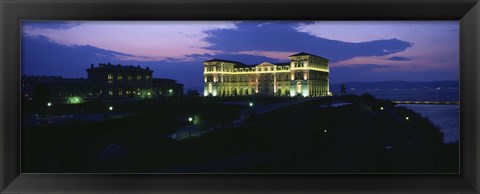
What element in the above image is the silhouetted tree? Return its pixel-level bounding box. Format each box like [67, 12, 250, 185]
[340, 83, 346, 96]
[32, 84, 50, 108]
[186, 90, 200, 102]
[186, 90, 200, 97]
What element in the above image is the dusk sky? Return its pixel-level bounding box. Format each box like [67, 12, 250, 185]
[21, 21, 459, 89]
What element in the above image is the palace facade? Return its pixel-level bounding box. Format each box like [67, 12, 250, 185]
[203, 52, 330, 97]
[22, 63, 183, 104]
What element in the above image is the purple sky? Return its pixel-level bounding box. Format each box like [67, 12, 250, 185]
[21, 21, 459, 89]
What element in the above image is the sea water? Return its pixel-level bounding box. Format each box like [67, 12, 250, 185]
[398, 104, 459, 143]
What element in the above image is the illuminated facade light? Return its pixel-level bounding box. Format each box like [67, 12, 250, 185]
[47, 102, 52, 107]
[249, 102, 254, 107]
[380, 107, 384, 110]
[405, 116, 409, 120]
[109, 106, 113, 111]
[203, 52, 329, 97]
[188, 117, 193, 122]
[323, 129, 327, 133]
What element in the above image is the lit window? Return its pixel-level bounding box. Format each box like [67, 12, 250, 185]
[137, 75, 142, 80]
[118, 75, 123, 80]
[127, 75, 132, 80]
[108, 90, 113, 95]
[107, 73, 113, 83]
[145, 75, 150, 80]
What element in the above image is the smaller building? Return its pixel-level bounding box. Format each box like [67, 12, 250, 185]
[22, 63, 183, 104]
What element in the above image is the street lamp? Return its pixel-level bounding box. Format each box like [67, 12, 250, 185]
[249, 102, 254, 107]
[405, 116, 409, 120]
[380, 106, 384, 110]
[188, 117, 193, 122]
[47, 102, 52, 107]
[109, 106, 113, 111]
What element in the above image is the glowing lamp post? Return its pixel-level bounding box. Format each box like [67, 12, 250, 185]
[47, 102, 52, 107]
[380, 107, 384, 110]
[188, 117, 193, 122]
[405, 116, 409, 120]
[249, 102, 254, 107]
[109, 106, 113, 111]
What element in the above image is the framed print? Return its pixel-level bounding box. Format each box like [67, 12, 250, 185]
[1, 0, 479, 193]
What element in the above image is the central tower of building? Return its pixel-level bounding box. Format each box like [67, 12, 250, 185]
[203, 52, 330, 97]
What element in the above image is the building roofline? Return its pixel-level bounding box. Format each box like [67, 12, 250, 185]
[205, 52, 328, 67]
[86, 63, 153, 73]
[289, 52, 329, 60]
[204, 59, 245, 64]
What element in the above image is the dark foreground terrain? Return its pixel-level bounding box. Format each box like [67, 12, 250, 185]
[22, 95, 458, 173]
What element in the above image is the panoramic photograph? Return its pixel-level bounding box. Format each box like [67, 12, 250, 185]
[21, 21, 459, 173]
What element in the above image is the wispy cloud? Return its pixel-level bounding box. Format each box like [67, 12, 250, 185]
[22, 21, 237, 61]
[388, 56, 411, 61]
[296, 21, 458, 73]
[204, 21, 412, 63]
[234, 50, 296, 61]
[22, 21, 81, 31]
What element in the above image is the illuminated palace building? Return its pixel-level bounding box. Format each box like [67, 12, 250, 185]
[22, 63, 183, 104]
[203, 52, 330, 97]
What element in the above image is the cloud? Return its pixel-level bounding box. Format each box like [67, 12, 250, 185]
[234, 50, 297, 61]
[22, 21, 81, 31]
[186, 52, 284, 65]
[204, 21, 412, 63]
[351, 64, 394, 69]
[297, 21, 458, 72]
[22, 35, 135, 77]
[388, 56, 411, 61]
[22, 21, 237, 61]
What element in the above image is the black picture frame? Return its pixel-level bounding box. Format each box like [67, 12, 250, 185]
[1, 0, 479, 193]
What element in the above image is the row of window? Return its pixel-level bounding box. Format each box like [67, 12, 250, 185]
[107, 89, 173, 96]
[310, 60, 328, 69]
[107, 73, 151, 83]
[214, 86, 295, 96]
[205, 66, 292, 72]
[53, 88, 174, 97]
[206, 72, 329, 82]
[205, 74, 293, 82]
[294, 62, 305, 68]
